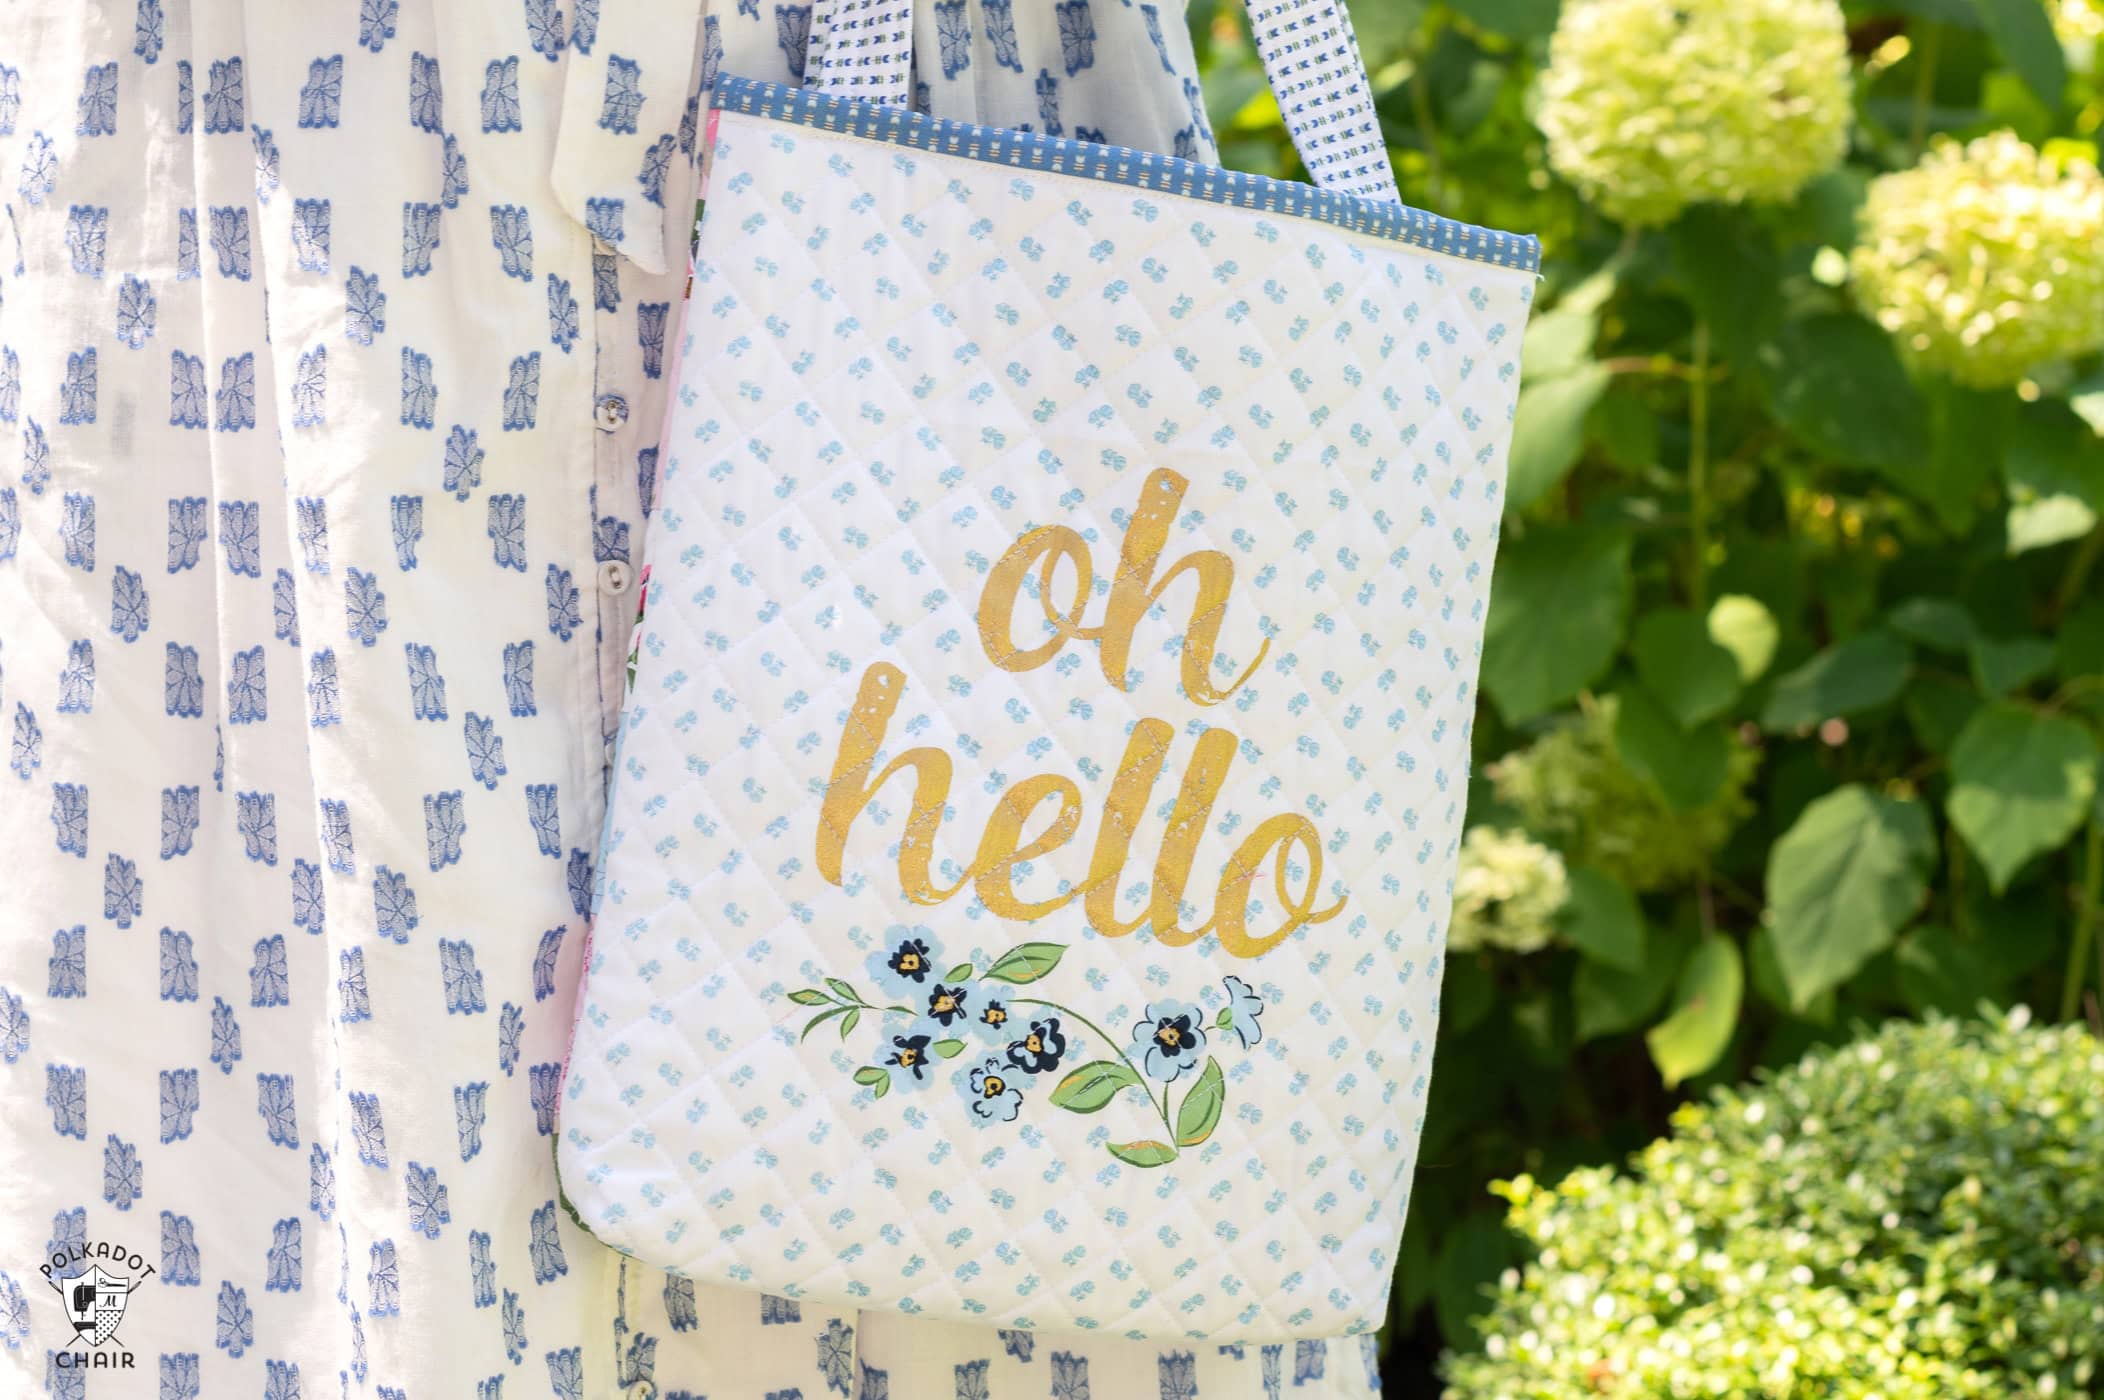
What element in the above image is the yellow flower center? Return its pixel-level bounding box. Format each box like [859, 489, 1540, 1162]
[1156, 1024, 1182, 1049]
[982, 1075, 1006, 1098]
[897, 951, 922, 972]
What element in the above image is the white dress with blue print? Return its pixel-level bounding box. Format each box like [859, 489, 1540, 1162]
[0, 2, 1386, 1396]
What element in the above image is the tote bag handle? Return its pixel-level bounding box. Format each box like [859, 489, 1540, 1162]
[802, 0, 1401, 204]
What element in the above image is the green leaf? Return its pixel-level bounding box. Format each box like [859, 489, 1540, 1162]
[823, 978, 860, 1004]
[1632, 608, 1742, 728]
[840, 1008, 860, 1040]
[1506, 364, 1611, 508]
[1644, 936, 1743, 1089]
[1903, 674, 1983, 754]
[981, 941, 1066, 985]
[942, 963, 974, 984]
[2059, 599, 2104, 682]
[1519, 306, 1601, 382]
[1764, 785, 1935, 1009]
[1049, 1059, 1143, 1114]
[1947, 702, 2100, 892]
[1573, 925, 1688, 1041]
[870, 1073, 890, 1100]
[932, 1038, 967, 1059]
[1967, 634, 2056, 696]
[786, 988, 831, 1007]
[851, 1066, 888, 1086]
[1560, 865, 1646, 972]
[2003, 399, 2104, 553]
[801, 1008, 845, 1042]
[1431, 1213, 1520, 1348]
[1174, 1058, 1226, 1147]
[1760, 628, 1912, 731]
[1707, 594, 1779, 682]
[1747, 927, 1833, 1023]
[1971, 0, 2067, 109]
[1886, 597, 1977, 654]
[1895, 924, 2004, 1017]
[1669, 205, 1781, 361]
[1613, 685, 1732, 810]
[1758, 315, 1929, 469]
[1106, 1139, 1179, 1169]
[1446, 0, 1561, 41]
[1905, 381, 2008, 534]
[1482, 526, 1632, 724]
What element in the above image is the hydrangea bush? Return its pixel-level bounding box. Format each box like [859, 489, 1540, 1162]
[1443, 1014, 2104, 1398]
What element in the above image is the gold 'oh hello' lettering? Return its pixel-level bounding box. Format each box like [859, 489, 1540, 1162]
[814, 466, 1345, 959]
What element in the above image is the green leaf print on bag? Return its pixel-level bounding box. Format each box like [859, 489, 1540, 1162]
[788, 930, 1268, 1168]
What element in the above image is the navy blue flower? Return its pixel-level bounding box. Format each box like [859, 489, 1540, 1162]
[481, 57, 522, 131]
[298, 54, 342, 127]
[1131, 998, 1207, 1082]
[598, 55, 644, 134]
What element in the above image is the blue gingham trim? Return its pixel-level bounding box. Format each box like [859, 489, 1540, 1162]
[710, 77, 1542, 273]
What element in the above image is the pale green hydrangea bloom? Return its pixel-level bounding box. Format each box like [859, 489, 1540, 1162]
[1536, 0, 1852, 226]
[1445, 827, 1569, 954]
[1852, 131, 2104, 388]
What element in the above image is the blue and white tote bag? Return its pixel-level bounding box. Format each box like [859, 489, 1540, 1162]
[560, 1, 1540, 1342]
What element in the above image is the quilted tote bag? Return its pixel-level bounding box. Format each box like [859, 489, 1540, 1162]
[560, 1, 1539, 1342]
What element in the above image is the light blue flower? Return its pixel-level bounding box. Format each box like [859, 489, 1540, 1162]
[548, 275, 579, 352]
[863, 925, 946, 1004]
[957, 1056, 1024, 1127]
[292, 346, 326, 427]
[65, 204, 107, 275]
[373, 866, 419, 942]
[525, 0, 566, 60]
[104, 1132, 142, 1209]
[526, 782, 560, 854]
[638, 133, 674, 208]
[498, 1002, 523, 1076]
[50, 783, 89, 857]
[490, 204, 532, 281]
[405, 1162, 450, 1239]
[504, 642, 536, 716]
[345, 568, 389, 645]
[406, 643, 448, 720]
[134, 0, 164, 64]
[214, 351, 256, 431]
[211, 997, 242, 1073]
[487, 493, 527, 570]
[502, 1288, 526, 1363]
[60, 348, 98, 424]
[48, 1064, 87, 1138]
[532, 928, 563, 1001]
[272, 568, 299, 645]
[251, 124, 279, 203]
[1158, 1349, 1198, 1400]
[169, 351, 208, 428]
[18, 131, 57, 205]
[307, 649, 343, 727]
[439, 936, 484, 1011]
[400, 345, 436, 427]
[528, 1201, 566, 1282]
[360, 0, 397, 52]
[226, 644, 267, 723]
[1, 987, 31, 1064]
[350, 1090, 387, 1165]
[250, 934, 290, 1006]
[881, 1020, 945, 1093]
[544, 563, 579, 639]
[466, 711, 507, 789]
[409, 51, 443, 132]
[597, 55, 644, 134]
[458, 1086, 489, 1165]
[112, 565, 150, 640]
[160, 1069, 199, 1141]
[665, 1274, 699, 1333]
[298, 54, 342, 128]
[368, 1239, 400, 1316]
[345, 266, 386, 344]
[504, 352, 539, 430]
[208, 205, 251, 279]
[481, 57, 521, 132]
[402, 202, 441, 278]
[338, 948, 371, 1023]
[1131, 998, 1207, 1082]
[104, 853, 141, 927]
[257, 1071, 298, 1147]
[161, 1210, 200, 1284]
[202, 56, 243, 133]
[159, 926, 199, 1000]
[48, 925, 87, 998]
[78, 63, 119, 135]
[1221, 974, 1265, 1048]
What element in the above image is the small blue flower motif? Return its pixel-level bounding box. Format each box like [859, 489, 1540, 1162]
[19, 131, 58, 206]
[958, 1056, 1024, 1127]
[252, 124, 280, 203]
[257, 1071, 298, 1147]
[502, 1288, 526, 1363]
[584, 197, 623, 247]
[22, 419, 52, 493]
[61, 493, 97, 571]
[135, 0, 165, 63]
[160, 926, 200, 1000]
[337, 947, 371, 1023]
[503, 353, 538, 430]
[547, 275, 578, 353]
[442, 425, 484, 500]
[597, 55, 644, 133]
[386, 493, 424, 571]
[566, 848, 593, 917]
[999, 1329, 1033, 1364]
[320, 798, 355, 873]
[360, 0, 399, 53]
[65, 204, 108, 276]
[368, 1239, 400, 1316]
[104, 1133, 143, 1210]
[51, 782, 90, 857]
[409, 51, 444, 132]
[548, 1347, 584, 1400]
[592, 249, 619, 312]
[250, 933, 290, 1006]
[161, 1209, 201, 1284]
[665, 1275, 700, 1334]
[637, 446, 658, 518]
[400, 347, 437, 429]
[525, 0, 566, 60]
[215, 351, 258, 432]
[209, 205, 252, 279]
[761, 1294, 802, 1325]
[202, 56, 244, 133]
[78, 62, 119, 136]
[443, 130, 472, 207]
[1131, 998, 1207, 1082]
[60, 348, 98, 425]
[529, 1061, 559, 1133]
[526, 783, 559, 855]
[227, 644, 268, 724]
[457, 1085, 489, 1165]
[1056, 0, 1096, 76]
[481, 56, 522, 132]
[116, 275, 157, 347]
[528, 1201, 566, 1282]
[165, 642, 205, 717]
[293, 496, 330, 574]
[544, 563, 579, 640]
[426, 791, 467, 871]
[1222, 974, 1265, 1048]
[307, 648, 343, 728]
[638, 301, 668, 379]
[265, 1218, 301, 1290]
[466, 711, 507, 790]
[777, 4, 814, 82]
[170, 351, 209, 428]
[163, 1353, 203, 1397]
[504, 641, 536, 717]
[490, 204, 532, 281]
[104, 853, 142, 928]
[237, 790, 279, 865]
[350, 1090, 387, 1165]
[593, 513, 629, 565]
[299, 55, 342, 128]
[638, 134, 674, 208]
[0, 64, 18, 134]
[0, 987, 28, 1064]
[498, 1002, 523, 1076]
[406, 1162, 450, 1239]
[345, 266, 386, 344]
[285, 344, 327, 428]
[680, 84, 702, 156]
[934, 1, 971, 78]
[112, 565, 150, 641]
[881, 1025, 943, 1094]
[273, 567, 300, 646]
[56, 633, 95, 703]
[406, 642, 448, 719]
[1035, 69, 1063, 137]
[264, 1359, 299, 1400]
[864, 926, 944, 1003]
[402, 202, 442, 278]
[176, 204, 199, 277]
[571, 0, 601, 51]
[0, 486, 16, 564]
[49, 925, 87, 998]
[487, 493, 528, 571]
[0, 347, 21, 421]
[162, 778, 200, 858]
[291, 199, 329, 273]
[984, 0, 1021, 71]
[1158, 1350, 1198, 1400]
[373, 865, 419, 943]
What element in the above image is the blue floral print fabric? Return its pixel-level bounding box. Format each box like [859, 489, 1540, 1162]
[0, 1, 1382, 1395]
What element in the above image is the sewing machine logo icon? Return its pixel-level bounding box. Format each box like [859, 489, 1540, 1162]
[53, 1264, 130, 1348]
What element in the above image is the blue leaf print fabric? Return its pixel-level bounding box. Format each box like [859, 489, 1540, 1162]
[0, 3, 1371, 1397]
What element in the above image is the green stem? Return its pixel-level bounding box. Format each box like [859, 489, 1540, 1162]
[1687, 319, 1712, 613]
[2052, 523, 2102, 621]
[2060, 812, 2103, 1024]
[1908, 23, 1941, 160]
[1011, 996, 1177, 1138]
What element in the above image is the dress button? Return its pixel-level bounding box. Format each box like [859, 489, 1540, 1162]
[599, 559, 634, 596]
[595, 395, 629, 432]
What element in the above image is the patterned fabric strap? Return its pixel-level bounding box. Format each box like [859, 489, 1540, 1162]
[805, 0, 916, 106]
[1246, 0, 1400, 203]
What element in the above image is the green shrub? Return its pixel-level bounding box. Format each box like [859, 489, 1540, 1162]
[1442, 1014, 2104, 1398]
